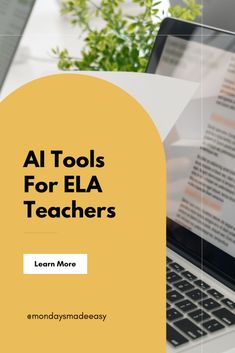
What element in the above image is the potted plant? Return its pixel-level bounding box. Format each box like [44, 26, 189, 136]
[53, 0, 201, 72]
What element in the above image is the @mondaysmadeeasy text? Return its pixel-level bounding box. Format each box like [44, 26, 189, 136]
[27, 312, 107, 322]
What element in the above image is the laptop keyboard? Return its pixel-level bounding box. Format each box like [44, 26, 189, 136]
[166, 256, 235, 348]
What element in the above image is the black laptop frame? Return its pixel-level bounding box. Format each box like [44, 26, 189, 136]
[146, 18, 235, 291]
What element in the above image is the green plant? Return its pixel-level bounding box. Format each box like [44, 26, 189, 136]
[53, 0, 201, 72]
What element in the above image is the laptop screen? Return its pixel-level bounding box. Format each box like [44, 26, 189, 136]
[155, 30, 235, 259]
[0, 0, 35, 90]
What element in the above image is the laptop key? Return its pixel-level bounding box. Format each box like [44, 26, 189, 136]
[188, 309, 210, 323]
[167, 284, 172, 292]
[182, 271, 197, 281]
[207, 289, 224, 300]
[176, 299, 197, 312]
[186, 289, 207, 301]
[221, 298, 235, 310]
[202, 319, 225, 333]
[167, 290, 184, 303]
[174, 318, 207, 340]
[199, 298, 221, 311]
[167, 308, 183, 322]
[167, 257, 173, 264]
[167, 324, 189, 347]
[194, 280, 210, 290]
[167, 271, 182, 283]
[174, 280, 194, 292]
[212, 308, 235, 326]
[169, 262, 184, 273]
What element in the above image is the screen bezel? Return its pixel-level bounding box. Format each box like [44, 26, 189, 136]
[146, 17, 235, 291]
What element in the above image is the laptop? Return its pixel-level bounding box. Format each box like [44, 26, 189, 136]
[146, 18, 235, 353]
[0, 0, 35, 92]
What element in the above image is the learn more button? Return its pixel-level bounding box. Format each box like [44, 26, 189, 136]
[23, 254, 88, 275]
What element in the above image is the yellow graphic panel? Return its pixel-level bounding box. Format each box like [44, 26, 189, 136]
[0, 74, 166, 352]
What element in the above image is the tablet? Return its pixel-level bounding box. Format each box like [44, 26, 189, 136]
[147, 17, 235, 75]
[0, 0, 36, 91]
[147, 18, 235, 289]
